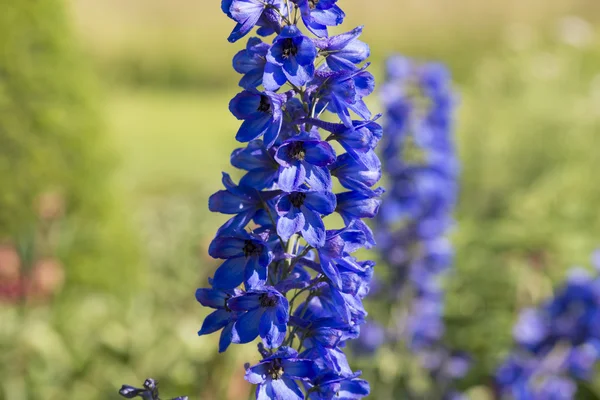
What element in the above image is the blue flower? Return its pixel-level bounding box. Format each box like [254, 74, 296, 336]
[209, 173, 280, 233]
[274, 133, 336, 192]
[195, 288, 240, 352]
[330, 151, 381, 192]
[245, 347, 316, 400]
[310, 66, 374, 127]
[209, 232, 273, 290]
[276, 190, 336, 247]
[291, 316, 359, 349]
[222, 0, 285, 43]
[231, 140, 279, 190]
[229, 287, 290, 348]
[264, 25, 317, 91]
[233, 37, 270, 89]
[201, 3, 380, 398]
[336, 188, 383, 248]
[302, 117, 382, 159]
[306, 372, 370, 400]
[315, 26, 369, 71]
[313, 227, 366, 288]
[230, 89, 287, 148]
[294, 0, 345, 38]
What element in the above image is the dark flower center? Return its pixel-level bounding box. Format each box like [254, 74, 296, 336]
[243, 240, 262, 257]
[289, 192, 306, 208]
[259, 293, 278, 308]
[308, 0, 319, 9]
[268, 359, 285, 380]
[224, 295, 232, 312]
[288, 141, 306, 161]
[257, 95, 272, 113]
[282, 38, 298, 59]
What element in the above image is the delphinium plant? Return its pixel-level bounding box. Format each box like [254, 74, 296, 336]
[194, 1, 382, 398]
[495, 250, 600, 399]
[361, 55, 468, 398]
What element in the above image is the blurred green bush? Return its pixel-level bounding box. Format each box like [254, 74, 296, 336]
[0, 0, 138, 291]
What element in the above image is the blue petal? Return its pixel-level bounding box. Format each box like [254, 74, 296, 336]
[338, 378, 370, 399]
[301, 208, 326, 248]
[294, 37, 318, 66]
[336, 189, 382, 219]
[281, 359, 315, 380]
[240, 168, 278, 189]
[208, 236, 246, 259]
[239, 68, 264, 89]
[233, 49, 257, 74]
[231, 141, 272, 170]
[304, 141, 336, 166]
[212, 257, 246, 290]
[284, 59, 314, 88]
[244, 256, 268, 290]
[229, 90, 261, 119]
[354, 71, 375, 98]
[209, 190, 252, 215]
[228, 292, 261, 311]
[316, 26, 363, 51]
[263, 114, 283, 148]
[269, 378, 304, 400]
[305, 191, 337, 214]
[305, 164, 333, 191]
[216, 211, 255, 236]
[335, 38, 370, 65]
[277, 206, 305, 241]
[278, 164, 306, 192]
[195, 288, 228, 309]
[218, 321, 235, 353]
[236, 114, 272, 142]
[198, 309, 230, 336]
[263, 61, 287, 91]
[320, 257, 342, 289]
[260, 309, 287, 348]
[232, 308, 264, 344]
[227, 2, 264, 43]
[245, 361, 270, 384]
[312, 5, 345, 27]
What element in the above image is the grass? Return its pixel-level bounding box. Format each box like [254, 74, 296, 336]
[106, 88, 239, 195]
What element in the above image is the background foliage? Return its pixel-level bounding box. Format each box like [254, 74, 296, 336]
[0, 0, 599, 399]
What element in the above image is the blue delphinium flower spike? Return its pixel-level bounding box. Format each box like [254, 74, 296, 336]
[365, 55, 468, 397]
[199, 2, 379, 398]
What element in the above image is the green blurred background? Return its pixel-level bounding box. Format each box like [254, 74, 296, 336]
[0, 0, 599, 398]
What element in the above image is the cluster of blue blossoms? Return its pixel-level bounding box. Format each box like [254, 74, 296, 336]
[195, 1, 382, 398]
[496, 251, 600, 399]
[363, 55, 468, 396]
